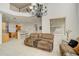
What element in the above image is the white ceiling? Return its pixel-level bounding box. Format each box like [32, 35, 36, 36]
[1, 11, 41, 24]
[10, 3, 31, 9]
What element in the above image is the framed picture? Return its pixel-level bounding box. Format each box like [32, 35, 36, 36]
[50, 17, 66, 35]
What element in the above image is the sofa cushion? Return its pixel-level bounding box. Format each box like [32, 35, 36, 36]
[42, 38, 53, 43]
[38, 33, 42, 38]
[24, 38, 33, 46]
[30, 33, 39, 39]
[42, 33, 53, 39]
[37, 40, 53, 51]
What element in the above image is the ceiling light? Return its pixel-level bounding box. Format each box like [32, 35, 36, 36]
[29, 3, 47, 17]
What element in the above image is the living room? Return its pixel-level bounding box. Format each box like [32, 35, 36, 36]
[0, 3, 79, 56]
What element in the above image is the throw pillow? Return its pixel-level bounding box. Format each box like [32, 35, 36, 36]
[68, 39, 78, 48]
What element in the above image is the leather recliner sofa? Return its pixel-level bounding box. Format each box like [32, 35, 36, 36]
[24, 33, 54, 52]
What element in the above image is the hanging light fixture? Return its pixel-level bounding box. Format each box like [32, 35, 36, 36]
[29, 3, 47, 17]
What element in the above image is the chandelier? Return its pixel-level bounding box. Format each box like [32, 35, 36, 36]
[29, 3, 47, 17]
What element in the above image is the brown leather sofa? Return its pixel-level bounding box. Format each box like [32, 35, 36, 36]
[24, 33, 54, 52]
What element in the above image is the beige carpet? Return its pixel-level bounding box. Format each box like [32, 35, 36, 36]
[0, 35, 63, 56]
[0, 38, 53, 56]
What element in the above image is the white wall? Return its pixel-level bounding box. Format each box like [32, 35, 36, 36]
[42, 3, 79, 55]
[7, 17, 42, 35]
[22, 23, 36, 34]
[42, 3, 78, 39]
[0, 3, 10, 10]
[0, 13, 2, 44]
[21, 19, 42, 34]
[8, 23, 16, 32]
[76, 4, 79, 35]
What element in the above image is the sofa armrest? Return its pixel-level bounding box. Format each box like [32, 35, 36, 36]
[64, 52, 77, 56]
[24, 36, 31, 44]
[60, 43, 76, 56]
